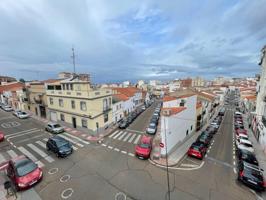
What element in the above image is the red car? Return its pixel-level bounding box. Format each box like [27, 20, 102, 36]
[235, 129, 247, 136]
[187, 142, 207, 159]
[0, 131, 4, 142]
[6, 155, 42, 190]
[135, 135, 152, 159]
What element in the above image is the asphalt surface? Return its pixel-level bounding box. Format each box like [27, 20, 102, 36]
[0, 95, 262, 200]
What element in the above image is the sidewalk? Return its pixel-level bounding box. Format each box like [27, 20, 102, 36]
[150, 106, 221, 166]
[30, 114, 117, 142]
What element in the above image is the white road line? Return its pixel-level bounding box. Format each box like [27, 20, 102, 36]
[123, 132, 132, 142]
[114, 148, 120, 152]
[233, 168, 237, 174]
[108, 146, 113, 149]
[36, 141, 46, 149]
[0, 154, 6, 163]
[128, 153, 134, 157]
[207, 149, 210, 153]
[133, 134, 141, 144]
[180, 163, 198, 167]
[108, 130, 119, 138]
[128, 133, 136, 143]
[36, 161, 44, 168]
[7, 150, 18, 158]
[7, 129, 41, 139]
[6, 128, 38, 136]
[17, 146, 38, 161]
[58, 135, 84, 147]
[233, 161, 236, 166]
[121, 151, 127, 154]
[113, 131, 123, 139]
[233, 155, 235, 160]
[43, 138, 48, 142]
[205, 154, 208, 158]
[27, 144, 54, 163]
[118, 132, 127, 141]
[101, 144, 107, 147]
[62, 132, 90, 145]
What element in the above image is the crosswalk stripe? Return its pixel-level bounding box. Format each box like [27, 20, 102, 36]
[128, 133, 136, 143]
[17, 147, 44, 167]
[118, 132, 127, 140]
[36, 141, 46, 149]
[7, 150, 18, 158]
[108, 130, 119, 138]
[133, 134, 141, 144]
[27, 144, 54, 163]
[123, 132, 132, 142]
[59, 135, 84, 147]
[0, 154, 6, 163]
[43, 138, 48, 142]
[62, 132, 90, 145]
[113, 131, 123, 139]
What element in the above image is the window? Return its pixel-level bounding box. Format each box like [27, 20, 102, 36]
[59, 99, 63, 107]
[50, 98, 54, 105]
[109, 97, 111, 106]
[80, 101, 87, 111]
[191, 125, 193, 130]
[62, 84, 65, 90]
[104, 113, 108, 123]
[66, 84, 69, 90]
[103, 98, 108, 111]
[186, 130, 189, 136]
[70, 84, 73, 90]
[60, 114, 65, 121]
[81, 119, 87, 128]
[71, 100, 75, 109]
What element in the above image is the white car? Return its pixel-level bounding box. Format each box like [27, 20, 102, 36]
[236, 133, 248, 141]
[237, 143, 254, 153]
[210, 122, 219, 129]
[146, 123, 157, 135]
[13, 110, 29, 119]
[2, 105, 13, 112]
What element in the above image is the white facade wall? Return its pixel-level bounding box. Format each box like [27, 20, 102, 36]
[133, 92, 142, 106]
[161, 95, 197, 155]
[123, 97, 135, 115]
[112, 101, 124, 123]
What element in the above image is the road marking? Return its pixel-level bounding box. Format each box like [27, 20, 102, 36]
[0, 154, 6, 163]
[27, 144, 54, 163]
[43, 138, 48, 142]
[233, 161, 236, 166]
[7, 129, 41, 140]
[5, 128, 39, 137]
[58, 135, 84, 147]
[128, 133, 136, 143]
[114, 148, 120, 152]
[113, 131, 123, 139]
[62, 132, 90, 145]
[17, 146, 44, 167]
[0, 116, 15, 121]
[108, 130, 119, 138]
[180, 163, 198, 167]
[133, 134, 141, 144]
[205, 155, 208, 158]
[36, 141, 46, 149]
[123, 132, 132, 142]
[128, 153, 134, 157]
[118, 132, 127, 140]
[101, 144, 107, 147]
[16, 134, 46, 144]
[207, 149, 210, 153]
[126, 129, 145, 134]
[36, 161, 44, 168]
[108, 146, 113, 149]
[121, 151, 127, 154]
[7, 150, 18, 158]
[233, 168, 237, 174]
[233, 155, 235, 160]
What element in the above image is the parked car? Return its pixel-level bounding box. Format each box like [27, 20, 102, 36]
[118, 119, 129, 129]
[141, 106, 146, 111]
[6, 155, 43, 190]
[235, 129, 247, 136]
[13, 110, 30, 119]
[237, 149, 258, 166]
[236, 139, 252, 149]
[210, 122, 219, 129]
[146, 123, 157, 135]
[237, 161, 265, 191]
[0, 131, 4, 142]
[236, 133, 248, 141]
[45, 122, 64, 134]
[150, 117, 158, 125]
[46, 136, 73, 157]
[152, 113, 159, 120]
[237, 143, 255, 153]
[2, 105, 13, 112]
[187, 142, 207, 159]
[135, 135, 152, 159]
[196, 135, 211, 147]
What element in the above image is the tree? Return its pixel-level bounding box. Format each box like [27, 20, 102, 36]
[19, 78, 25, 83]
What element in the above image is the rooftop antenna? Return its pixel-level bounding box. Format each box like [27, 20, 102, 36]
[71, 46, 76, 74]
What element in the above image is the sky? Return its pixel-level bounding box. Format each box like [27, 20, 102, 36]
[0, 0, 266, 83]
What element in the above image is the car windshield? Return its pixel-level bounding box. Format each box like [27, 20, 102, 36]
[191, 146, 200, 150]
[16, 159, 37, 177]
[149, 124, 156, 128]
[20, 112, 27, 115]
[242, 143, 253, 148]
[139, 143, 150, 148]
[53, 124, 61, 128]
[56, 140, 70, 148]
[246, 168, 263, 181]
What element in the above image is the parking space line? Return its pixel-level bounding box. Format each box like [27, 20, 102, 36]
[128, 153, 134, 157]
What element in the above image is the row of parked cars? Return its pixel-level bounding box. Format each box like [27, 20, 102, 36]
[187, 115, 223, 159]
[146, 103, 161, 135]
[0, 103, 30, 119]
[234, 112, 265, 191]
[118, 107, 145, 129]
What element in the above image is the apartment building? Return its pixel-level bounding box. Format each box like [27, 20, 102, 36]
[112, 94, 125, 123]
[46, 75, 112, 134]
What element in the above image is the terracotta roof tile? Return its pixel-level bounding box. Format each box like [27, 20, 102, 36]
[113, 93, 129, 101]
[163, 96, 176, 102]
[0, 82, 24, 93]
[162, 107, 187, 116]
[112, 87, 141, 97]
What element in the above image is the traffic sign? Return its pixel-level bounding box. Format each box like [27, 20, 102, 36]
[159, 143, 164, 148]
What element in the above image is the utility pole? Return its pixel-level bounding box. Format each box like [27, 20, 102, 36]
[163, 117, 171, 200]
[71, 46, 76, 74]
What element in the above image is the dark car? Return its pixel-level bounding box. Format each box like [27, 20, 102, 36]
[150, 118, 158, 125]
[237, 161, 265, 191]
[197, 135, 211, 147]
[235, 124, 245, 130]
[127, 116, 133, 124]
[46, 136, 73, 157]
[6, 155, 42, 190]
[205, 126, 216, 135]
[200, 131, 213, 140]
[237, 149, 259, 166]
[118, 119, 128, 129]
[187, 142, 207, 159]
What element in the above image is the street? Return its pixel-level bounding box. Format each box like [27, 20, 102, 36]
[0, 105, 260, 200]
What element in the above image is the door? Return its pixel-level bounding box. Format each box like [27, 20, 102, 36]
[72, 117, 77, 128]
[35, 107, 38, 116]
[50, 112, 57, 122]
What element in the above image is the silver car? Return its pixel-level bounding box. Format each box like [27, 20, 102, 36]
[146, 123, 157, 135]
[13, 110, 29, 119]
[45, 122, 64, 134]
[2, 105, 13, 112]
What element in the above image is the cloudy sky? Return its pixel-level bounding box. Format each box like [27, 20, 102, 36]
[0, 0, 266, 83]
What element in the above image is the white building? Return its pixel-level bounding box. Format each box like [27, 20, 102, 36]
[160, 95, 197, 156]
[112, 96, 124, 123]
[253, 45, 266, 150]
[122, 81, 130, 87]
[169, 80, 181, 92]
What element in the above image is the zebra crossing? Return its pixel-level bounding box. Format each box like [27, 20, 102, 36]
[0, 132, 90, 168]
[108, 130, 142, 144]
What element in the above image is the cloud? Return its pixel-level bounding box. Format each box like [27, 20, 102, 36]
[0, 0, 265, 82]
